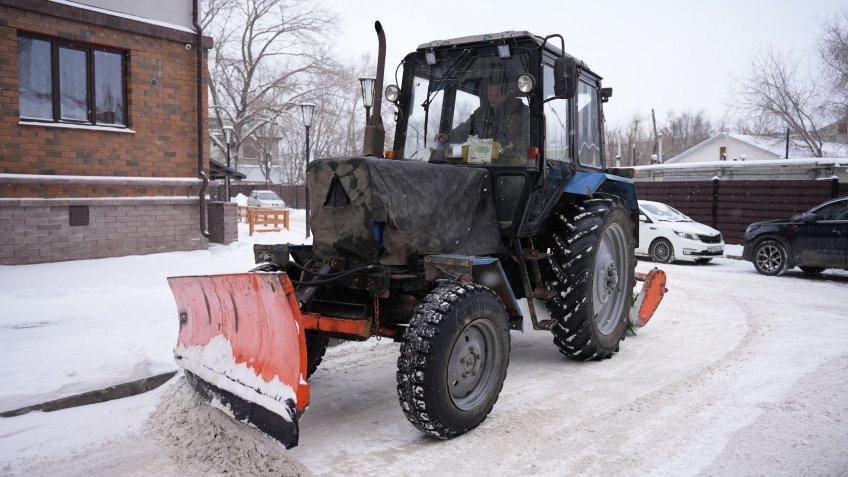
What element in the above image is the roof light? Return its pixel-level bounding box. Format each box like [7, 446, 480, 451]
[497, 43, 511, 59]
[425, 49, 436, 65]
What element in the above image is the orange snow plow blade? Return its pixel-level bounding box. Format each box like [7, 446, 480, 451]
[167, 272, 309, 448]
[630, 268, 668, 327]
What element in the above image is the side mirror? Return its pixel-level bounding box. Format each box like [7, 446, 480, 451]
[802, 213, 818, 224]
[639, 214, 648, 223]
[554, 56, 578, 99]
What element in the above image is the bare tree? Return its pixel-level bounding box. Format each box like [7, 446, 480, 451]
[734, 47, 825, 157]
[819, 9, 848, 118]
[660, 110, 715, 160]
[605, 114, 655, 166]
[203, 0, 337, 170]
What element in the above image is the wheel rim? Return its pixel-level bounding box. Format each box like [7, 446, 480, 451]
[652, 241, 670, 262]
[593, 223, 628, 335]
[447, 318, 502, 411]
[756, 244, 783, 272]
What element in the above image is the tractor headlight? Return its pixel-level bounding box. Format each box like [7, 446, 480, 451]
[517, 74, 535, 93]
[385, 84, 400, 103]
[674, 231, 698, 241]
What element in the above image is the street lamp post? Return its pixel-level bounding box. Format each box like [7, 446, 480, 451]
[300, 103, 315, 239]
[358, 77, 375, 125]
[264, 151, 271, 188]
[222, 125, 234, 201]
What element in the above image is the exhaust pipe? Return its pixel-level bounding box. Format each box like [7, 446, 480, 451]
[363, 21, 386, 157]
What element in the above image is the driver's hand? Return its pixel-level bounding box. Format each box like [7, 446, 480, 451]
[434, 133, 448, 143]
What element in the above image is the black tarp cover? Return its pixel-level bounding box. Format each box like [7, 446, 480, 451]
[308, 157, 503, 265]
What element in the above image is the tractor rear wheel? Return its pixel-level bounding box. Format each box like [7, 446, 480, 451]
[540, 198, 635, 360]
[396, 282, 510, 438]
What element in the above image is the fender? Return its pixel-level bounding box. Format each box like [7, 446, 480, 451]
[563, 171, 637, 209]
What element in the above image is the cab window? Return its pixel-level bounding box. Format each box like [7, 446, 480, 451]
[576, 80, 601, 168]
[543, 64, 569, 161]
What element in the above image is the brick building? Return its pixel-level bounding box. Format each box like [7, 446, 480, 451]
[0, 0, 216, 265]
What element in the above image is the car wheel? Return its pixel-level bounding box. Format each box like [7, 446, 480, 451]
[752, 240, 788, 276]
[799, 266, 825, 275]
[694, 258, 712, 264]
[649, 238, 674, 264]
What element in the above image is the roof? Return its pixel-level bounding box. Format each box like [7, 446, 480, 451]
[209, 159, 246, 181]
[665, 132, 848, 164]
[417, 31, 534, 50]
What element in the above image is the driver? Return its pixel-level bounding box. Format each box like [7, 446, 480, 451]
[434, 78, 529, 162]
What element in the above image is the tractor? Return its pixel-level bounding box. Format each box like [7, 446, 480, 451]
[168, 23, 666, 449]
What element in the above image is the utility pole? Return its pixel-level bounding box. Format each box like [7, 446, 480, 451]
[651, 108, 659, 156]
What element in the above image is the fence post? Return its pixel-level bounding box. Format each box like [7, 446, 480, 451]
[711, 178, 719, 229]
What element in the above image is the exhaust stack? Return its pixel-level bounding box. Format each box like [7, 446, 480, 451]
[363, 21, 386, 156]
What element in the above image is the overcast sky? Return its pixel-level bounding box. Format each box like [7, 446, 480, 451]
[323, 0, 843, 129]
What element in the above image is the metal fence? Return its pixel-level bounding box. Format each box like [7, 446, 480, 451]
[635, 178, 846, 243]
[210, 183, 307, 209]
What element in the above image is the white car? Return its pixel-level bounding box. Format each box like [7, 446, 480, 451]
[636, 200, 724, 264]
[247, 190, 286, 209]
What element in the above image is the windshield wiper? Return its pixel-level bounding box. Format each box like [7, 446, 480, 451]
[421, 49, 473, 147]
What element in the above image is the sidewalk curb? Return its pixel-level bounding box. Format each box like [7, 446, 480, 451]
[0, 371, 177, 418]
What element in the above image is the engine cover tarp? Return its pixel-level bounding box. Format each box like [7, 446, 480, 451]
[308, 157, 502, 265]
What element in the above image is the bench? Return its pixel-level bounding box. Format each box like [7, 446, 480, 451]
[247, 208, 290, 236]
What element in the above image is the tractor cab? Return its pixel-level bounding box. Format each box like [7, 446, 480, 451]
[388, 31, 612, 236]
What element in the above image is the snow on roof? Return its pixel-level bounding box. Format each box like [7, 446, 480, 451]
[663, 132, 848, 164]
[633, 156, 848, 171]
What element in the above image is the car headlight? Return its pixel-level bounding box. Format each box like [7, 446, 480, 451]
[674, 231, 698, 240]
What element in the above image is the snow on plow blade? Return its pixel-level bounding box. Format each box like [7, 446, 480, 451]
[630, 268, 668, 328]
[167, 272, 309, 449]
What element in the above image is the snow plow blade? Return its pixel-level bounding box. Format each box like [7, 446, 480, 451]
[630, 268, 668, 327]
[167, 272, 309, 449]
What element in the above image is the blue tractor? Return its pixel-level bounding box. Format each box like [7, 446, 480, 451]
[169, 24, 666, 448]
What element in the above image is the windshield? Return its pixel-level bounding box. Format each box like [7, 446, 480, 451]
[641, 203, 692, 222]
[398, 48, 533, 166]
[257, 192, 281, 200]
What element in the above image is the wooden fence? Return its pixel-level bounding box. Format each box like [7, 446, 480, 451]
[635, 179, 846, 243]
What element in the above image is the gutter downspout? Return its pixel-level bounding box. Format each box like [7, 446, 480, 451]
[193, 0, 209, 238]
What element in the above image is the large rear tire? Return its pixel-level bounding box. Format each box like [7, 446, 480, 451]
[540, 198, 635, 360]
[396, 282, 510, 438]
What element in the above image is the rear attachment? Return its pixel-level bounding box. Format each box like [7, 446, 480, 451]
[168, 272, 309, 449]
[629, 268, 668, 328]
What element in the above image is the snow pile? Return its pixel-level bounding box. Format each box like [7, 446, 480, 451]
[145, 376, 310, 476]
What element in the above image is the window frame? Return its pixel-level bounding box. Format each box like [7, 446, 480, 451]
[17, 32, 128, 128]
[575, 77, 603, 169]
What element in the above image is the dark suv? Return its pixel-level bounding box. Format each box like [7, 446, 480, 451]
[742, 196, 848, 276]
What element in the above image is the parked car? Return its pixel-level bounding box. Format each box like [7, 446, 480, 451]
[742, 196, 848, 276]
[247, 190, 286, 209]
[636, 200, 725, 264]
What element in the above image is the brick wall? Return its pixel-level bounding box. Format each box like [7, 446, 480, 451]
[0, 198, 208, 264]
[0, 4, 209, 194]
[0, 3, 215, 264]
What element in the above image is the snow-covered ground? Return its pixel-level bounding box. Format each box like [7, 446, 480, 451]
[1, 213, 847, 476]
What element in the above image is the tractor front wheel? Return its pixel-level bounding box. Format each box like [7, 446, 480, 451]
[540, 197, 635, 360]
[396, 282, 510, 438]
